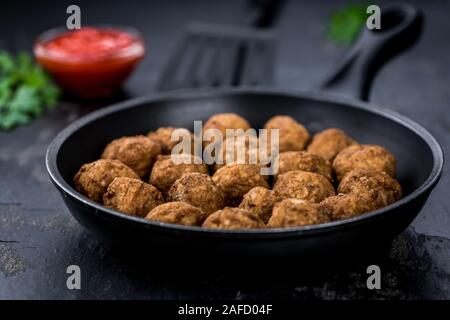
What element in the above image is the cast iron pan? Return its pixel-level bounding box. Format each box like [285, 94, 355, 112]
[46, 4, 443, 264]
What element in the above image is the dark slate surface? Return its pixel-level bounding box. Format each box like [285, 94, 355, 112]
[0, 0, 449, 299]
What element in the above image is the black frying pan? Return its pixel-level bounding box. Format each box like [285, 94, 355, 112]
[46, 4, 444, 263]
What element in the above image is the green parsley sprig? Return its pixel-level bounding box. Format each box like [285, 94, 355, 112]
[0, 51, 60, 130]
[328, 4, 368, 45]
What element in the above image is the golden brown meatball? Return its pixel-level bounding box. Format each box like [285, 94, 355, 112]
[333, 144, 396, 181]
[264, 115, 310, 152]
[202, 207, 265, 229]
[101, 135, 161, 179]
[149, 154, 208, 195]
[275, 151, 333, 182]
[103, 177, 164, 217]
[267, 198, 330, 228]
[307, 128, 356, 161]
[320, 192, 385, 221]
[212, 164, 269, 206]
[147, 127, 194, 155]
[212, 134, 260, 172]
[338, 169, 402, 205]
[203, 113, 251, 138]
[145, 201, 206, 226]
[273, 170, 335, 203]
[73, 159, 139, 203]
[168, 172, 225, 215]
[239, 187, 279, 224]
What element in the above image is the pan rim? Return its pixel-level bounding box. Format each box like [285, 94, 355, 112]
[46, 87, 444, 238]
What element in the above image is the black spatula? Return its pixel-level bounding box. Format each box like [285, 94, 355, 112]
[157, 0, 285, 91]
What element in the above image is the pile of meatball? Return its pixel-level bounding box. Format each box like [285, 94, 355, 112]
[73, 113, 402, 230]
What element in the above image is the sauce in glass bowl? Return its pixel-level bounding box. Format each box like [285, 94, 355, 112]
[34, 26, 145, 99]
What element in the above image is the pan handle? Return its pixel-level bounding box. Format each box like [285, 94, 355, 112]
[319, 3, 423, 101]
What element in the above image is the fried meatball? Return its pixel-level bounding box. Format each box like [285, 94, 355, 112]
[267, 198, 330, 228]
[103, 177, 164, 217]
[145, 201, 206, 226]
[275, 151, 333, 182]
[212, 134, 260, 172]
[168, 172, 225, 215]
[307, 128, 356, 161]
[338, 168, 402, 200]
[320, 192, 385, 220]
[273, 170, 335, 203]
[149, 154, 208, 195]
[239, 187, 279, 224]
[148, 127, 194, 155]
[211, 134, 274, 176]
[202, 207, 265, 229]
[203, 113, 251, 138]
[73, 159, 139, 203]
[333, 144, 396, 181]
[203, 113, 251, 148]
[212, 164, 269, 206]
[101, 135, 161, 179]
[264, 115, 310, 152]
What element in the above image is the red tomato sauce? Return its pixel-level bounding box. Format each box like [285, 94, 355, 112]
[34, 27, 145, 99]
[42, 28, 139, 60]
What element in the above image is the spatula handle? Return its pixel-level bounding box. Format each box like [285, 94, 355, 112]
[244, 0, 285, 28]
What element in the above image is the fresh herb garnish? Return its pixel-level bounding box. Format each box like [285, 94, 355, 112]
[0, 51, 60, 130]
[328, 4, 367, 45]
